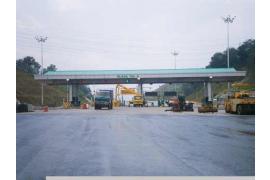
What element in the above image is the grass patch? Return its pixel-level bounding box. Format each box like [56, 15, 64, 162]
[16, 69, 66, 106]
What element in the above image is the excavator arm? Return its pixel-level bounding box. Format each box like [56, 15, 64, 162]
[114, 84, 142, 107]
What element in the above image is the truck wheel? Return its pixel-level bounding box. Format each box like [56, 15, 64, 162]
[237, 105, 243, 115]
[250, 104, 255, 115]
[225, 105, 230, 113]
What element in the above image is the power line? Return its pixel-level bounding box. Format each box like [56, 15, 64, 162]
[17, 31, 242, 48]
[17, 41, 227, 58]
[17, 37, 240, 54]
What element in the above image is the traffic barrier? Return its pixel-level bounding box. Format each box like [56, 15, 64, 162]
[63, 102, 71, 109]
[43, 106, 48, 112]
[80, 103, 89, 109]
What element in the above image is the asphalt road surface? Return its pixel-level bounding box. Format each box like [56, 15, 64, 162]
[17, 107, 255, 179]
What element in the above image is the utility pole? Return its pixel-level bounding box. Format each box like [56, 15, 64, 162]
[222, 15, 236, 92]
[35, 36, 48, 106]
[171, 50, 179, 93]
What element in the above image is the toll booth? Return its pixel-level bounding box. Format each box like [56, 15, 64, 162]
[144, 91, 158, 107]
[163, 91, 177, 106]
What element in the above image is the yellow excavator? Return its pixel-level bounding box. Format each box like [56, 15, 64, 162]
[224, 83, 255, 115]
[113, 84, 144, 107]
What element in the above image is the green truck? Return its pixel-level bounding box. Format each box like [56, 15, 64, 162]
[94, 90, 113, 110]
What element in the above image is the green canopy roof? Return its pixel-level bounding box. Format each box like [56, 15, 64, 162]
[44, 68, 237, 76]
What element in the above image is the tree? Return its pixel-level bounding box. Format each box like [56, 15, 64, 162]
[43, 64, 57, 74]
[206, 48, 241, 69]
[243, 40, 255, 82]
[207, 52, 227, 68]
[238, 40, 255, 65]
[206, 39, 255, 83]
[16, 56, 41, 74]
[228, 48, 241, 70]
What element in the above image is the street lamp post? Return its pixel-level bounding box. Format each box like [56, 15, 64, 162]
[66, 79, 70, 102]
[172, 51, 179, 93]
[222, 15, 236, 91]
[93, 90, 96, 102]
[35, 36, 48, 106]
[137, 77, 143, 95]
[208, 76, 213, 101]
[172, 51, 179, 69]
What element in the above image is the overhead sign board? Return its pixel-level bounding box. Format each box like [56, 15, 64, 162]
[116, 74, 140, 78]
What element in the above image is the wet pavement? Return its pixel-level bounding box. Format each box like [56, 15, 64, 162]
[16, 107, 255, 179]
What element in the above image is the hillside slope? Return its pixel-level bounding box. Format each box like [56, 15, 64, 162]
[16, 69, 67, 106]
[155, 82, 227, 102]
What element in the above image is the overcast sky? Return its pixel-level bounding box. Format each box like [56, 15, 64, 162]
[17, 0, 255, 71]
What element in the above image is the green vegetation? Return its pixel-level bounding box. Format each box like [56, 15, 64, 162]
[16, 56, 41, 74]
[156, 39, 255, 101]
[207, 39, 255, 82]
[43, 64, 57, 74]
[16, 69, 66, 106]
[16, 56, 92, 106]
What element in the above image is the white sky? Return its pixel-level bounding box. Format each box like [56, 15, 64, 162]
[16, 0, 255, 92]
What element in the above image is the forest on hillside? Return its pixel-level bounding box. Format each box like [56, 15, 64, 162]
[16, 57, 92, 106]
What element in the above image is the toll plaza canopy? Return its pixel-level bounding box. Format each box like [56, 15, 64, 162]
[34, 68, 246, 85]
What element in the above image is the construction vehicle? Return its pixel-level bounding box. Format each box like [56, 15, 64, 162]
[224, 83, 255, 115]
[114, 84, 137, 107]
[185, 101, 195, 111]
[167, 96, 194, 112]
[198, 97, 218, 113]
[114, 84, 145, 107]
[158, 99, 165, 107]
[94, 90, 113, 110]
[130, 95, 145, 107]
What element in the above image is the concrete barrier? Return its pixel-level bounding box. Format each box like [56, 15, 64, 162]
[16, 103, 34, 113]
[43, 106, 49, 112]
[80, 103, 89, 109]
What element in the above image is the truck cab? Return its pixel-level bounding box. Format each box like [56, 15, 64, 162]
[225, 91, 255, 115]
[129, 95, 144, 107]
[94, 90, 113, 110]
